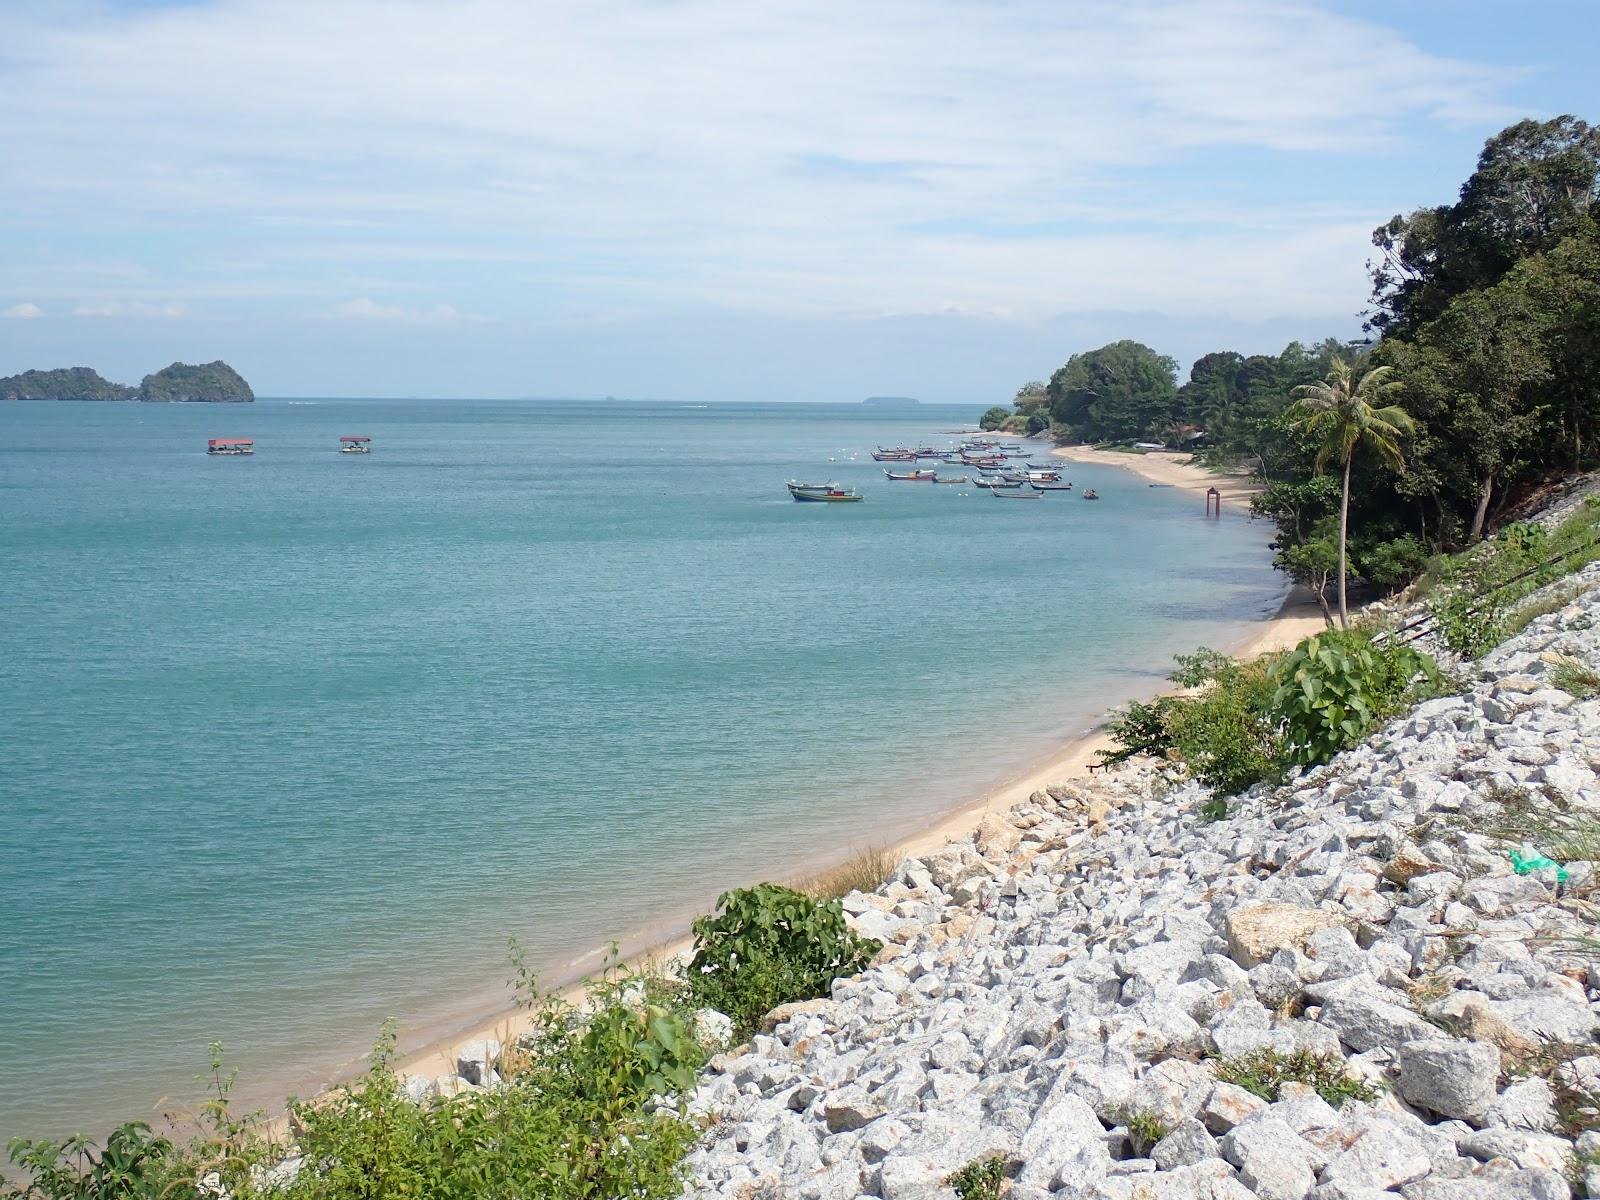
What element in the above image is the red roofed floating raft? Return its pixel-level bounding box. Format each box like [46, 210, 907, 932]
[207, 438, 254, 456]
[339, 436, 372, 455]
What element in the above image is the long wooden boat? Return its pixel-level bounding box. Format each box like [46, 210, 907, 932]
[871, 449, 916, 461]
[932, 475, 968, 484]
[789, 482, 863, 502]
[974, 477, 1023, 489]
[883, 468, 937, 480]
[1030, 481, 1073, 491]
[207, 438, 254, 456]
[992, 487, 1043, 499]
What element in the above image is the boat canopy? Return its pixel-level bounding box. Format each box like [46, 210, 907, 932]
[208, 438, 254, 446]
[339, 436, 371, 443]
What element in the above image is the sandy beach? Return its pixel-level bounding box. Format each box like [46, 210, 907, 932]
[381, 447, 1325, 1100]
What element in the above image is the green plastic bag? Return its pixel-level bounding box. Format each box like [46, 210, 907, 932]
[1509, 848, 1569, 884]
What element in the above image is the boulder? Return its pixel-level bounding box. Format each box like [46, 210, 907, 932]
[1397, 1038, 1501, 1122]
[1226, 905, 1354, 970]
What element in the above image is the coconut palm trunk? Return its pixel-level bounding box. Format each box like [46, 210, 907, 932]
[1338, 456, 1351, 627]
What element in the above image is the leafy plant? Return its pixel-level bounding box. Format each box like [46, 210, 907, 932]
[6, 1123, 176, 1200]
[1271, 629, 1443, 768]
[1101, 648, 1286, 794]
[947, 1153, 1007, 1200]
[1115, 1107, 1171, 1156]
[1213, 1048, 1380, 1108]
[685, 883, 881, 1038]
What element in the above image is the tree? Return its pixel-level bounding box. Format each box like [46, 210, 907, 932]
[978, 406, 1010, 431]
[1287, 359, 1416, 627]
[1370, 116, 1600, 337]
[1046, 341, 1178, 442]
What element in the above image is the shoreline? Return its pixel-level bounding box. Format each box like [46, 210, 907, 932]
[373, 452, 1321, 1105]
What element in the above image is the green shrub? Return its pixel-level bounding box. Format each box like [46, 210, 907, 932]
[1270, 630, 1443, 768]
[1102, 648, 1286, 794]
[5, 1123, 177, 1200]
[684, 883, 881, 1039]
[947, 1153, 1007, 1200]
[1115, 1107, 1171, 1156]
[1213, 1048, 1380, 1108]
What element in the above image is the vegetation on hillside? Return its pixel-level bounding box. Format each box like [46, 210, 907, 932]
[139, 361, 254, 403]
[978, 114, 1600, 604]
[0, 367, 134, 401]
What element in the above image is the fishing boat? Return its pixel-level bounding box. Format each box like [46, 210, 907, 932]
[932, 475, 968, 484]
[883, 468, 937, 481]
[992, 487, 1043, 499]
[207, 438, 254, 456]
[1030, 481, 1073, 491]
[1083, 489, 1101, 500]
[788, 482, 863, 502]
[1026, 471, 1061, 482]
[975, 477, 1023, 489]
[871, 449, 916, 461]
[339, 436, 372, 454]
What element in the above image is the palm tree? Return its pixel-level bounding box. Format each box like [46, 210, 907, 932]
[1287, 358, 1416, 627]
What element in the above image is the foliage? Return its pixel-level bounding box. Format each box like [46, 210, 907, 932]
[1354, 534, 1430, 595]
[1101, 648, 1285, 795]
[138, 361, 255, 403]
[946, 1154, 1007, 1200]
[1428, 504, 1600, 656]
[5, 1123, 176, 1200]
[1213, 1048, 1381, 1108]
[685, 883, 881, 1039]
[978, 406, 1010, 431]
[1550, 654, 1600, 700]
[1270, 630, 1443, 768]
[1046, 340, 1179, 443]
[0, 366, 136, 402]
[1115, 1108, 1171, 1157]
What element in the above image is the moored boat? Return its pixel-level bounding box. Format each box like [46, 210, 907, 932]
[339, 436, 372, 454]
[932, 475, 968, 484]
[207, 438, 254, 456]
[788, 482, 863, 502]
[992, 486, 1043, 499]
[1030, 481, 1073, 491]
[1083, 489, 1100, 500]
[883, 468, 937, 480]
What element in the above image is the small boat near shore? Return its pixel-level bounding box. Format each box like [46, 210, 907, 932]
[207, 438, 254, 456]
[788, 481, 863, 502]
[972, 476, 1022, 489]
[1030, 481, 1073, 491]
[1083, 489, 1100, 500]
[992, 487, 1043, 499]
[339, 436, 372, 454]
[932, 475, 968, 484]
[883, 468, 937, 481]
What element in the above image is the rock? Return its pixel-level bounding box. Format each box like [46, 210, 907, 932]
[455, 1037, 502, 1086]
[1484, 1077, 1559, 1132]
[822, 1089, 885, 1133]
[1226, 905, 1355, 970]
[1317, 991, 1439, 1053]
[1316, 1118, 1432, 1192]
[1220, 1116, 1317, 1200]
[1151, 1118, 1221, 1170]
[1458, 1129, 1575, 1172]
[1201, 1081, 1269, 1134]
[1397, 1038, 1501, 1122]
[691, 1007, 735, 1049]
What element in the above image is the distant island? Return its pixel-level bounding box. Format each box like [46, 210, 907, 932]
[860, 395, 920, 406]
[0, 360, 254, 403]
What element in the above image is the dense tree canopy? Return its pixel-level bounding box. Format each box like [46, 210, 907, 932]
[982, 115, 1600, 602]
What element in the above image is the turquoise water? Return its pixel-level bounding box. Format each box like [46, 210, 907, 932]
[0, 398, 1284, 1139]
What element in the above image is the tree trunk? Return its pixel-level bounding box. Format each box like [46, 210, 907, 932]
[1337, 456, 1351, 629]
[1469, 470, 1496, 542]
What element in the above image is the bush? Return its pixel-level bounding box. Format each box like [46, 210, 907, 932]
[1270, 630, 1443, 768]
[947, 1154, 1007, 1200]
[684, 884, 881, 1038]
[1213, 1048, 1380, 1108]
[978, 406, 1010, 431]
[1102, 649, 1286, 794]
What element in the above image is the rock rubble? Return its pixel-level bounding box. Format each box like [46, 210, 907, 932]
[682, 563, 1600, 1199]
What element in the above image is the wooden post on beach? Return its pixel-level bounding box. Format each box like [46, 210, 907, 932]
[1205, 487, 1221, 519]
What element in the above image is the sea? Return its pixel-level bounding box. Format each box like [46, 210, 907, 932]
[0, 397, 1286, 1141]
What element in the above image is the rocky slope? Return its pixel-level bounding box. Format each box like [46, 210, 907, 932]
[682, 562, 1600, 1199]
[138, 360, 254, 403]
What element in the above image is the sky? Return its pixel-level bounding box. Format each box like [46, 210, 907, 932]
[0, 0, 1595, 402]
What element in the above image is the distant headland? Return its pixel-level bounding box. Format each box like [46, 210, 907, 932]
[860, 395, 919, 406]
[0, 360, 255, 403]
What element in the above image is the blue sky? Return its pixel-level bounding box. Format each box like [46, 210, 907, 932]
[0, 0, 1595, 402]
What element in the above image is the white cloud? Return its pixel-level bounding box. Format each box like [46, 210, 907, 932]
[2, 302, 44, 319]
[330, 298, 491, 324]
[73, 300, 189, 318]
[0, 1, 1510, 324]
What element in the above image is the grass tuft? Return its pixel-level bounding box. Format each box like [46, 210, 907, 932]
[1212, 1048, 1381, 1108]
[795, 845, 898, 900]
[946, 1153, 1008, 1200]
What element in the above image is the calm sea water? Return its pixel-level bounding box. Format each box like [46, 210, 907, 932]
[0, 398, 1284, 1139]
